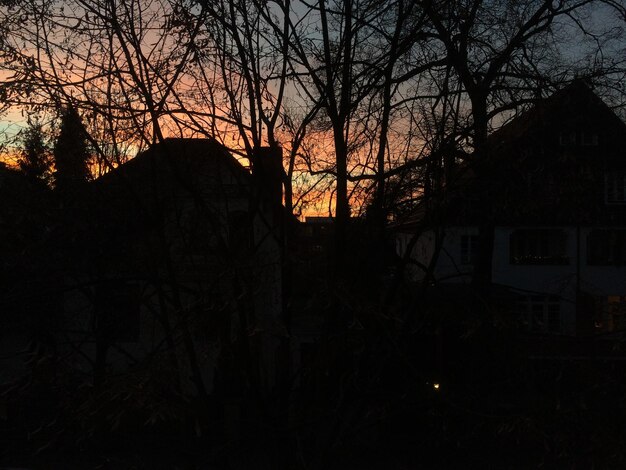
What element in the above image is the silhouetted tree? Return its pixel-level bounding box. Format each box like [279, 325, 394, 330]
[17, 117, 52, 185]
[1, 0, 626, 466]
[53, 106, 90, 191]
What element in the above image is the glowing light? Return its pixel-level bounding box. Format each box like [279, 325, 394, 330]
[433, 383, 440, 391]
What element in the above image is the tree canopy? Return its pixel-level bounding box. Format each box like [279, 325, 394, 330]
[2, 2, 626, 466]
[0, 0, 623, 219]
[53, 106, 91, 191]
[17, 117, 52, 184]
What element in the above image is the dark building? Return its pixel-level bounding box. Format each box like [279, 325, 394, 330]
[53, 138, 287, 399]
[396, 81, 626, 336]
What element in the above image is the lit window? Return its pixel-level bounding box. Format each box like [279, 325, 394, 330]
[607, 296, 626, 332]
[460, 234, 478, 265]
[605, 173, 626, 204]
[595, 296, 626, 333]
[510, 229, 568, 265]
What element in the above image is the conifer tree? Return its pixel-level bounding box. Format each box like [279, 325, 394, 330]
[53, 106, 91, 191]
[17, 118, 52, 185]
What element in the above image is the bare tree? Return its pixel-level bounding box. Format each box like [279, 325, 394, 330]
[421, 0, 626, 290]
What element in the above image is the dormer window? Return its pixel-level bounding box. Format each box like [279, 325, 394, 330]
[581, 131, 599, 146]
[605, 172, 626, 204]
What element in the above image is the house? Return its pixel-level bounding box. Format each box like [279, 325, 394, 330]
[395, 81, 626, 337]
[58, 138, 287, 401]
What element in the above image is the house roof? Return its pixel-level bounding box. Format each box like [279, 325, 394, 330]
[396, 81, 626, 230]
[90, 138, 297, 254]
[487, 80, 626, 154]
[98, 137, 250, 194]
[83, 138, 254, 265]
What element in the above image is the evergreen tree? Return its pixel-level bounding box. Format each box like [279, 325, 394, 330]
[17, 118, 52, 185]
[53, 106, 91, 191]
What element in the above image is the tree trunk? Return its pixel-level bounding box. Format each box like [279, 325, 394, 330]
[469, 92, 494, 295]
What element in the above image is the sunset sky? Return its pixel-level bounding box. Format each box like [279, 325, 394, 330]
[0, 0, 624, 219]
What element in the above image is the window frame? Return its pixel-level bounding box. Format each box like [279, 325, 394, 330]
[460, 234, 478, 265]
[559, 131, 577, 146]
[516, 295, 561, 334]
[581, 131, 599, 146]
[93, 280, 141, 343]
[509, 229, 569, 265]
[586, 229, 626, 266]
[227, 209, 252, 253]
[605, 172, 626, 205]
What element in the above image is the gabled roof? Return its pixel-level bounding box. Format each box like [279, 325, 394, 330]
[99, 137, 250, 192]
[489, 80, 626, 151]
[88, 137, 251, 240]
[395, 81, 626, 229]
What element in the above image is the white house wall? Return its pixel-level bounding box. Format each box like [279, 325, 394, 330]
[397, 226, 626, 336]
[491, 227, 578, 335]
[397, 226, 478, 284]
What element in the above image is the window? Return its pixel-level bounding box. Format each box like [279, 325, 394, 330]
[587, 230, 626, 265]
[607, 296, 626, 332]
[228, 210, 251, 252]
[605, 172, 626, 204]
[547, 302, 560, 332]
[581, 131, 599, 146]
[516, 295, 561, 333]
[559, 131, 576, 146]
[460, 234, 478, 265]
[510, 229, 568, 265]
[595, 296, 626, 332]
[559, 131, 598, 147]
[94, 281, 141, 343]
[186, 211, 215, 254]
[299, 342, 319, 389]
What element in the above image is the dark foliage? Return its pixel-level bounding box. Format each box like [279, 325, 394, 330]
[17, 118, 52, 185]
[53, 106, 91, 191]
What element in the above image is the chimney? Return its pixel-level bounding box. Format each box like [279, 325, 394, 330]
[252, 145, 283, 207]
